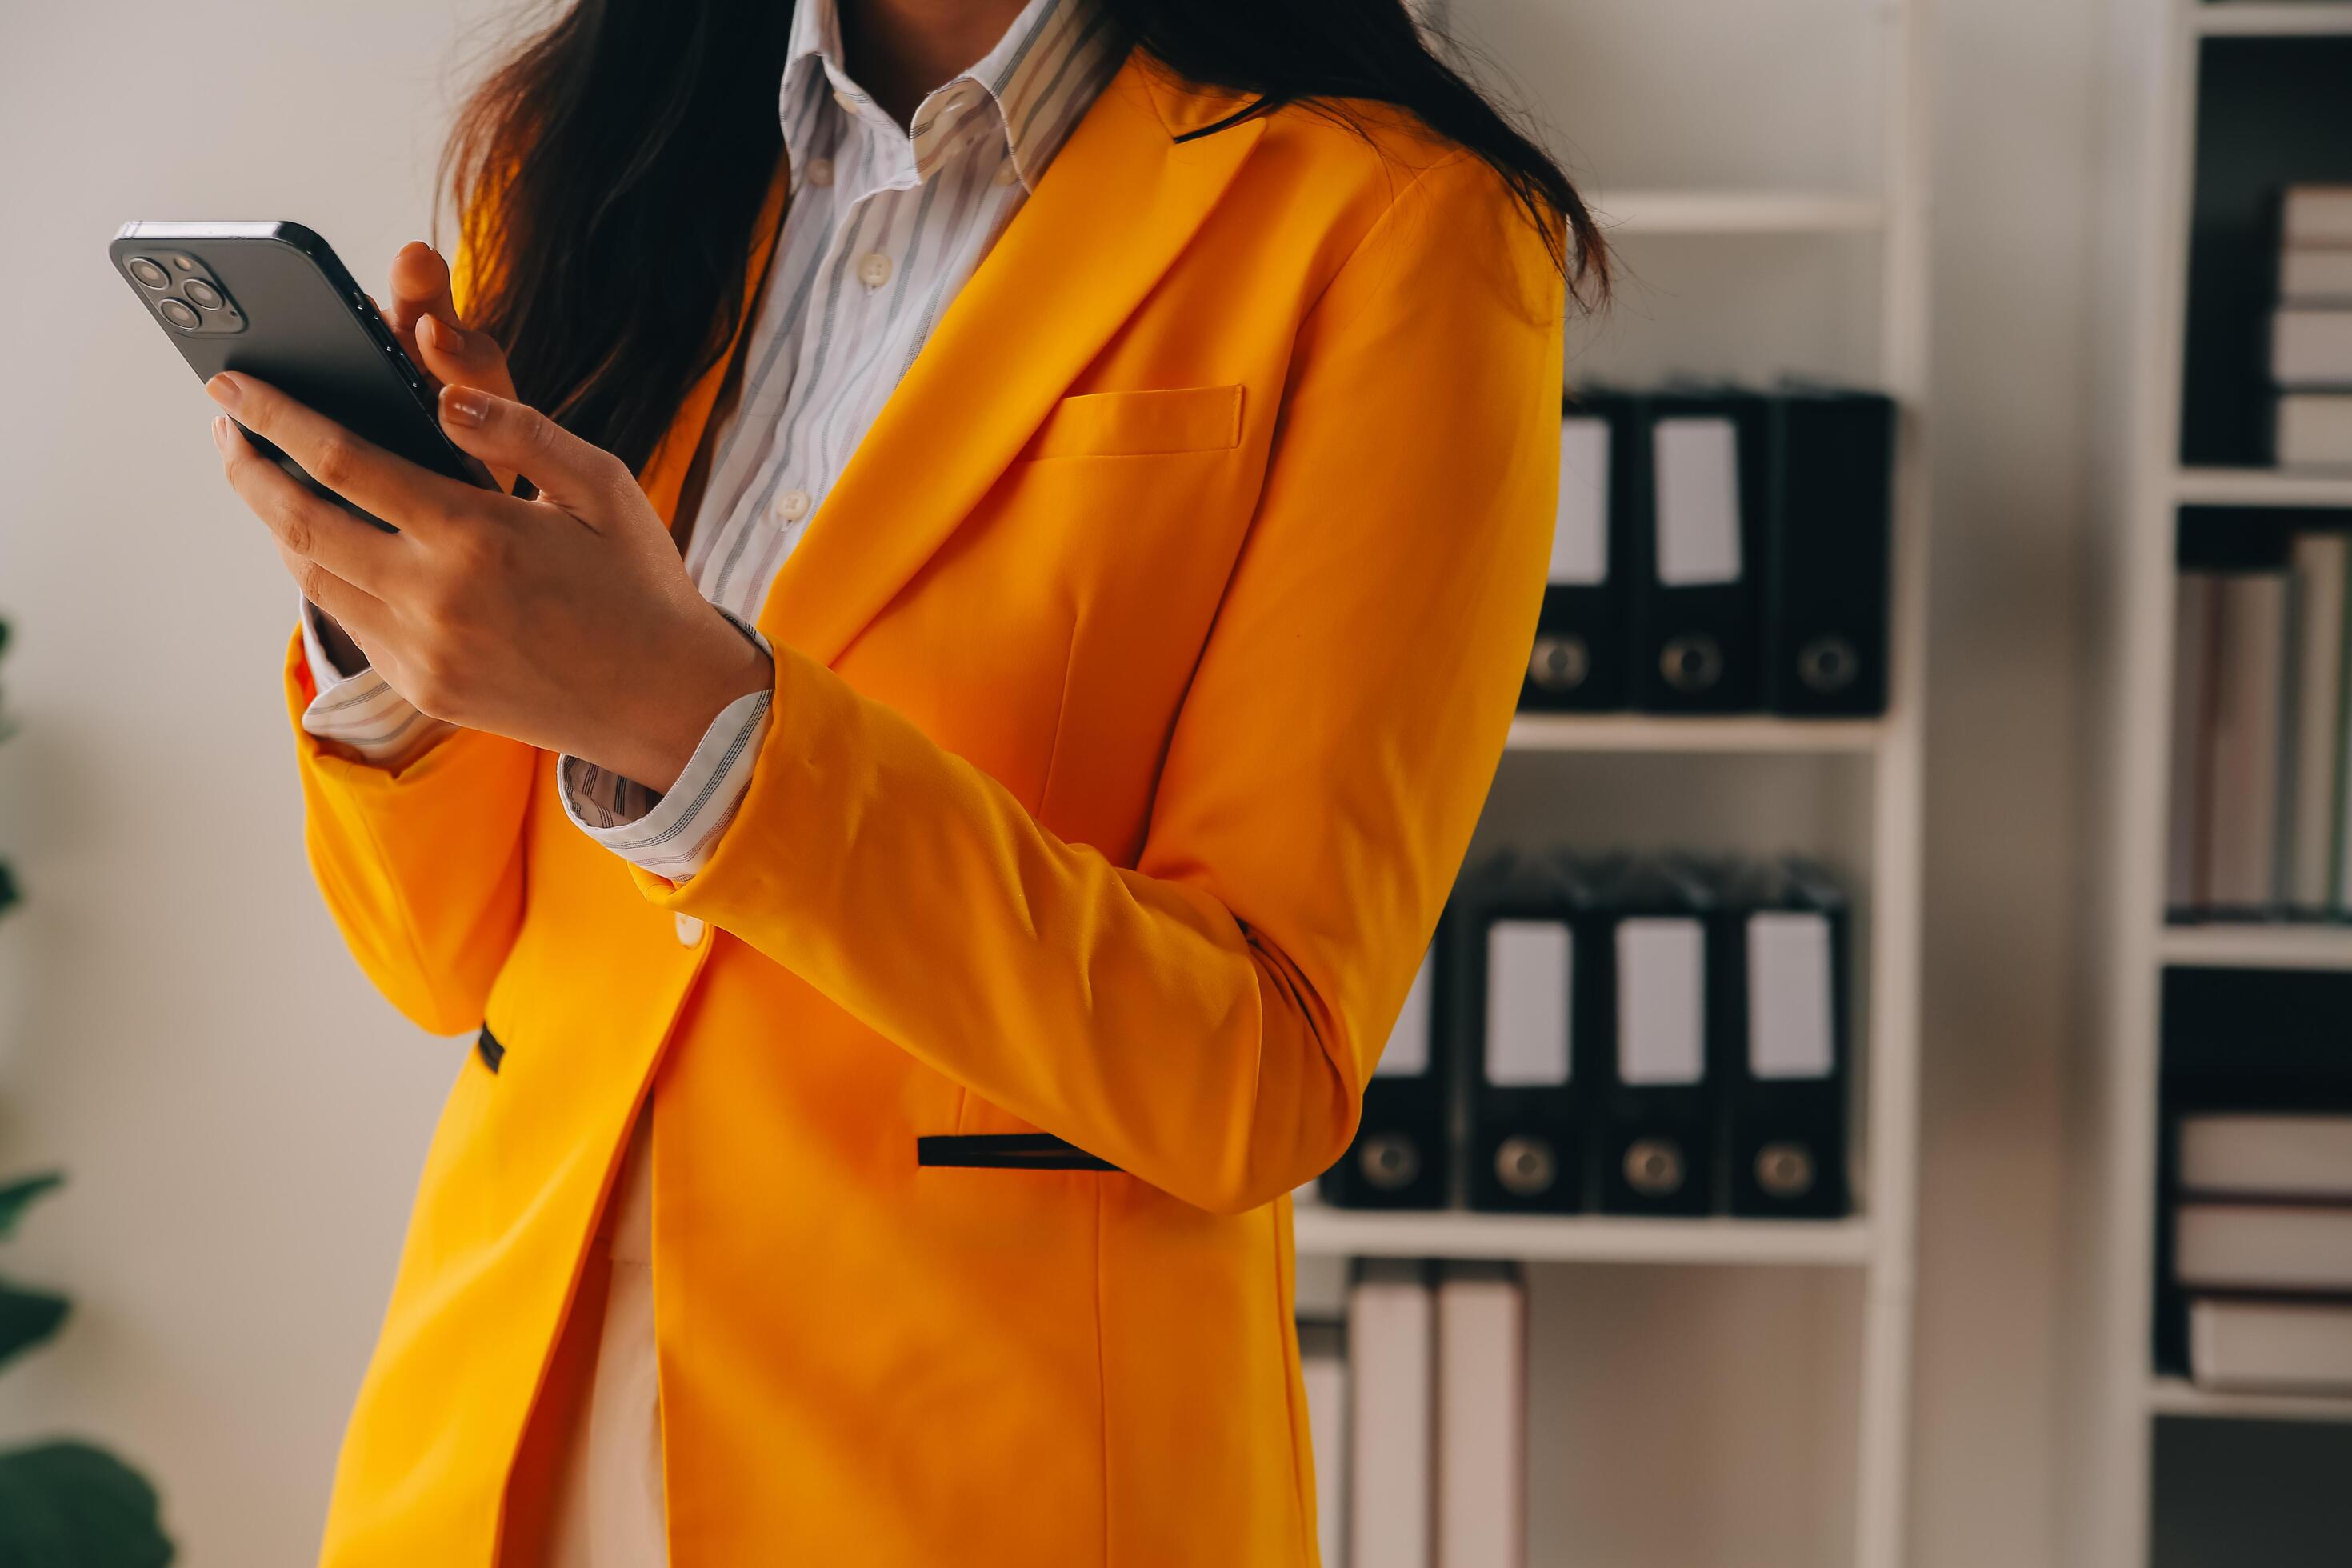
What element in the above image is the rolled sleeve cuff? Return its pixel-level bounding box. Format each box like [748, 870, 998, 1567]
[298, 602, 454, 768]
[558, 612, 774, 883]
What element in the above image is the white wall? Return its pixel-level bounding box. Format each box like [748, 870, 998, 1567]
[0, 4, 495, 1562]
[0, 1, 2106, 1563]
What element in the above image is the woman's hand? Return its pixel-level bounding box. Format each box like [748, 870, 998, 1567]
[310, 242, 525, 674]
[382, 240, 522, 494]
[208, 371, 772, 793]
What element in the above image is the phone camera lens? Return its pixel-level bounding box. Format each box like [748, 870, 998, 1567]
[127, 256, 170, 289]
[158, 298, 202, 330]
[182, 279, 224, 310]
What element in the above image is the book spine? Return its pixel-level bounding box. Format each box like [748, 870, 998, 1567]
[2170, 574, 2220, 913]
[2207, 573, 2292, 913]
[2290, 534, 2349, 912]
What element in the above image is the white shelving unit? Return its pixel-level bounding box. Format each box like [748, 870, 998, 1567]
[1295, 2, 1934, 1565]
[2157, 923, 2352, 971]
[1506, 713, 1886, 754]
[2173, 467, 2352, 508]
[1295, 1209, 1874, 1267]
[2190, 1, 2352, 34]
[2073, 2, 2352, 1565]
[2146, 1377, 2352, 1426]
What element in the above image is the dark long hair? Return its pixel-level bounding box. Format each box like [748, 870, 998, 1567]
[444, 0, 1606, 473]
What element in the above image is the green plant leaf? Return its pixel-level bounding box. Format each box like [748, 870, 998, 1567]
[0, 1174, 62, 1239]
[0, 1284, 70, 1371]
[0, 1441, 174, 1567]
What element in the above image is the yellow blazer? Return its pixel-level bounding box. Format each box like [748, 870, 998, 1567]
[296, 56, 1562, 1568]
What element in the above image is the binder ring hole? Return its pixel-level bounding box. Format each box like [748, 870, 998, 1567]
[1358, 1133, 1421, 1192]
[1623, 1138, 1686, 1197]
[1755, 1142, 1817, 1199]
[1798, 635, 1858, 693]
[1659, 634, 1722, 693]
[1528, 634, 1590, 691]
[1494, 1135, 1558, 1197]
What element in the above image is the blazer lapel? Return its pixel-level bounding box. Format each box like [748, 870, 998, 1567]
[638, 162, 792, 528]
[756, 58, 1267, 670]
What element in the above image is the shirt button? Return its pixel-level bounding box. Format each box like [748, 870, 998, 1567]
[774, 488, 813, 523]
[804, 158, 834, 188]
[857, 252, 893, 288]
[674, 914, 706, 946]
[993, 160, 1022, 187]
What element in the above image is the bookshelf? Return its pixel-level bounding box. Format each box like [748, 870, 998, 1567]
[1294, 1209, 1875, 1267]
[2146, 1376, 2352, 1425]
[1296, 2, 1933, 1564]
[2190, 2, 2352, 36]
[2074, 2, 2352, 1565]
[2173, 467, 2352, 508]
[1505, 713, 1886, 754]
[2157, 923, 2352, 971]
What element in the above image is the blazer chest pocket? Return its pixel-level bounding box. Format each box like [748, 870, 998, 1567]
[1018, 384, 1243, 462]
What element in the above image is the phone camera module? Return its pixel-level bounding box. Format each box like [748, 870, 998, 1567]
[158, 298, 202, 330]
[182, 279, 224, 310]
[127, 256, 170, 290]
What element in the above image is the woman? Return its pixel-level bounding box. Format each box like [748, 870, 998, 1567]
[209, 0, 1601, 1561]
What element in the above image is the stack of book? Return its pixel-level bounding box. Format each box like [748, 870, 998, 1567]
[2173, 1112, 2352, 1397]
[2168, 528, 2352, 918]
[1316, 850, 1850, 1221]
[2274, 185, 2352, 470]
[1298, 1262, 1530, 1568]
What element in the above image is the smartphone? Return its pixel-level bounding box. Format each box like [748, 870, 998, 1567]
[110, 221, 495, 525]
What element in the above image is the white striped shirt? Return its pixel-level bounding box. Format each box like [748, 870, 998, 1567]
[300, 0, 1122, 890]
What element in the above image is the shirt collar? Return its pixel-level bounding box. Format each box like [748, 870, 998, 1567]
[781, 0, 1122, 194]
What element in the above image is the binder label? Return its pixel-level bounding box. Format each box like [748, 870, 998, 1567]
[1617, 918, 1705, 1086]
[1374, 947, 1434, 1078]
[1551, 417, 1611, 586]
[1748, 912, 1835, 1079]
[1486, 921, 1572, 1087]
[1652, 417, 1744, 587]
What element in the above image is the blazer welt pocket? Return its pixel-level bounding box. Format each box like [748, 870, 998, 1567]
[1018, 385, 1243, 462]
[916, 1134, 1118, 1172]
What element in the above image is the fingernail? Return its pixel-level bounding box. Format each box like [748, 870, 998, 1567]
[206, 373, 243, 410]
[210, 414, 231, 451]
[421, 314, 462, 352]
[443, 386, 489, 427]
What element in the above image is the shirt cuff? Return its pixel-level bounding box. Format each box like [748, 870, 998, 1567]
[558, 614, 774, 883]
[298, 601, 454, 768]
